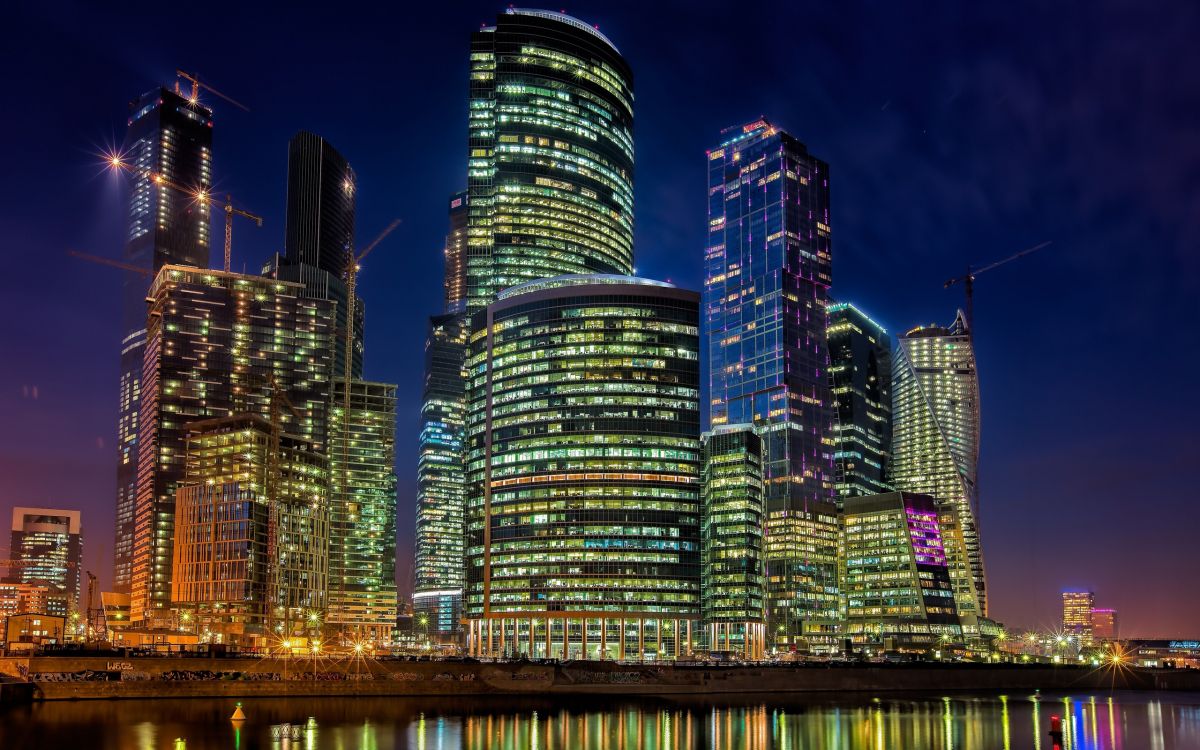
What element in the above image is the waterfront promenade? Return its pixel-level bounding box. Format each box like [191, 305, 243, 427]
[2, 655, 1197, 701]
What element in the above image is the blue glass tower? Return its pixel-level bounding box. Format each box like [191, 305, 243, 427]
[704, 120, 838, 651]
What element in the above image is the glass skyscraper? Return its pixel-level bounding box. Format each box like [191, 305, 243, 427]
[463, 275, 701, 660]
[890, 311, 986, 620]
[701, 426, 766, 659]
[113, 87, 214, 594]
[414, 313, 468, 639]
[704, 120, 838, 650]
[327, 380, 398, 643]
[131, 266, 335, 626]
[272, 131, 362, 379]
[827, 302, 892, 501]
[465, 8, 635, 310]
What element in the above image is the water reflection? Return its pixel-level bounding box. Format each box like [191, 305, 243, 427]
[2, 692, 1198, 748]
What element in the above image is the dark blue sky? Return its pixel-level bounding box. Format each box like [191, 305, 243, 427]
[2, 0, 1197, 636]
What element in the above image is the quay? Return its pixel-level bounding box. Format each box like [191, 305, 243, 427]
[1, 656, 1197, 702]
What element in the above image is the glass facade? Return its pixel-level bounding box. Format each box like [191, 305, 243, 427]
[132, 266, 335, 626]
[1062, 590, 1095, 645]
[704, 120, 839, 649]
[5, 508, 82, 616]
[327, 379, 398, 643]
[839, 492, 961, 652]
[275, 131, 362, 379]
[466, 8, 635, 310]
[889, 311, 986, 620]
[463, 276, 701, 660]
[701, 426, 766, 659]
[172, 414, 329, 645]
[114, 87, 214, 594]
[444, 191, 469, 313]
[414, 313, 469, 639]
[827, 302, 893, 501]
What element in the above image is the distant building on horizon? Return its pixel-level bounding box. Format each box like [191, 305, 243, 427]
[704, 119, 839, 650]
[890, 312, 987, 625]
[702, 425, 766, 660]
[839, 492, 961, 653]
[113, 86, 214, 594]
[327, 379, 399, 643]
[131, 266, 335, 627]
[4, 507, 82, 616]
[1062, 590, 1095, 645]
[1092, 607, 1118, 642]
[827, 302, 893, 502]
[463, 275, 702, 660]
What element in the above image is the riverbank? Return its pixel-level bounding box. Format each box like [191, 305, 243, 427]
[2, 655, 1197, 701]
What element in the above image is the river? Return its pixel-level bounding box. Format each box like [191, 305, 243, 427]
[2, 691, 1198, 748]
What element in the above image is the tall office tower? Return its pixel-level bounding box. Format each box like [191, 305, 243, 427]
[701, 426, 766, 659]
[414, 313, 469, 639]
[444, 191, 469, 313]
[463, 276, 702, 660]
[327, 379, 398, 643]
[5, 508, 82, 615]
[172, 415, 329, 644]
[465, 8, 635, 310]
[890, 312, 986, 620]
[113, 87, 214, 594]
[704, 119, 838, 650]
[132, 266, 335, 626]
[1091, 608, 1119, 642]
[839, 492, 961, 652]
[273, 131, 363, 379]
[827, 302, 892, 501]
[1062, 590, 1095, 645]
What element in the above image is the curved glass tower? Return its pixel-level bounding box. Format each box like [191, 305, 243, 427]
[463, 275, 701, 660]
[890, 311, 986, 620]
[466, 8, 635, 309]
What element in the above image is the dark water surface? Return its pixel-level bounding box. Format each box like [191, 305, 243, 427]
[2, 691, 1199, 749]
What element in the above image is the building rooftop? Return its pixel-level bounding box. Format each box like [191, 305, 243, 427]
[498, 273, 676, 300]
[503, 8, 619, 53]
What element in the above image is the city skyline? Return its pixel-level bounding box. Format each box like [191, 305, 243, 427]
[2, 1, 1197, 638]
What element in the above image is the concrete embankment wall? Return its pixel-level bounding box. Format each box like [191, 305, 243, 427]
[2, 656, 1197, 701]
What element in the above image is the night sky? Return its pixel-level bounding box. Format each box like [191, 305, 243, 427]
[2, 1, 1196, 637]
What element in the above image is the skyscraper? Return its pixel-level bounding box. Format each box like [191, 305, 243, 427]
[273, 131, 363, 379]
[114, 86, 214, 594]
[172, 414, 329, 645]
[131, 266, 335, 626]
[414, 313, 468, 639]
[327, 379, 399, 643]
[839, 492, 961, 653]
[465, 8, 635, 310]
[463, 275, 701, 660]
[1091, 608, 1118, 642]
[827, 302, 892, 500]
[704, 119, 838, 649]
[890, 312, 986, 620]
[5, 508, 82, 616]
[444, 191, 469, 313]
[702, 426, 766, 659]
[1062, 590, 1095, 645]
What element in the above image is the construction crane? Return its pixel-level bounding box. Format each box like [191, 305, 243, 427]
[334, 219, 400, 643]
[85, 571, 106, 641]
[107, 155, 262, 272]
[944, 240, 1052, 334]
[175, 69, 250, 111]
[67, 249, 151, 277]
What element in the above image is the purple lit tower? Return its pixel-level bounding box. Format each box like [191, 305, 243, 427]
[704, 120, 838, 651]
